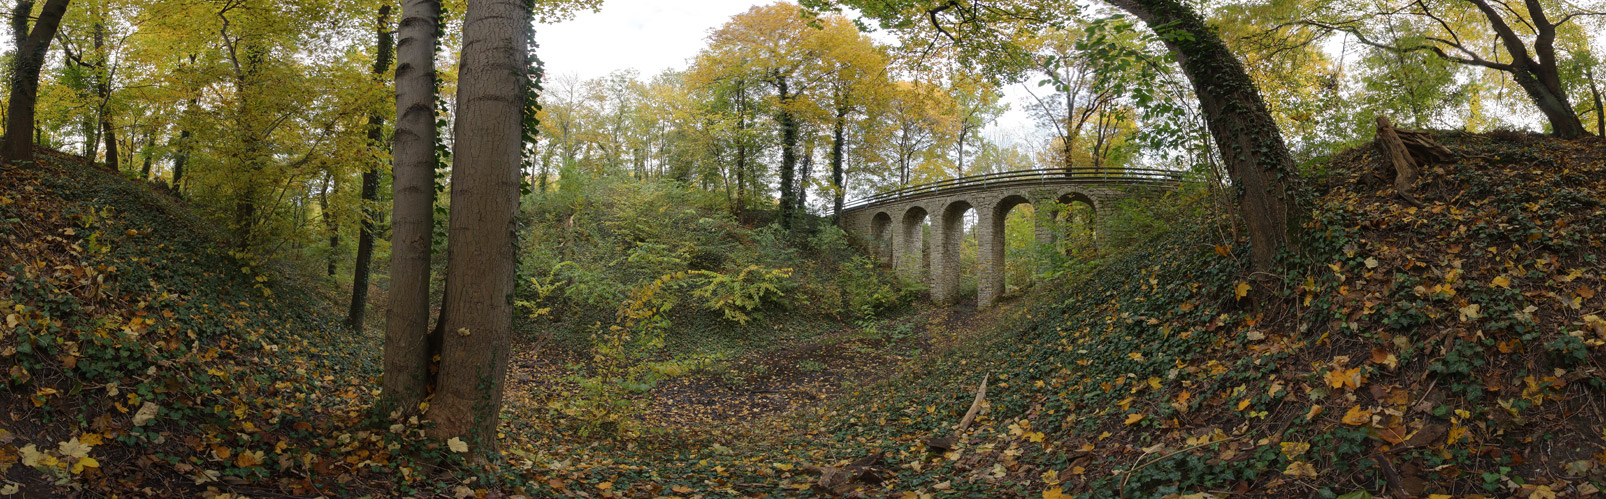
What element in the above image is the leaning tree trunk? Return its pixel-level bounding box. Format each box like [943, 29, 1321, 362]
[381, 0, 441, 412]
[347, 5, 394, 332]
[2, 0, 71, 163]
[426, 0, 528, 447]
[1107, 0, 1300, 273]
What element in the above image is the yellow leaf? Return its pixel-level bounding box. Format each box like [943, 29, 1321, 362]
[1124, 413, 1144, 425]
[1342, 405, 1372, 426]
[1304, 405, 1322, 420]
[597, 482, 613, 490]
[1491, 275, 1511, 288]
[672, 485, 693, 494]
[1236, 398, 1251, 411]
[1235, 282, 1251, 299]
[71, 456, 98, 474]
[447, 437, 469, 453]
[1280, 441, 1311, 458]
[78, 433, 103, 447]
[1282, 460, 1318, 478]
[1364, 257, 1378, 269]
[1128, 352, 1144, 362]
[1043, 487, 1068, 499]
[1458, 303, 1481, 322]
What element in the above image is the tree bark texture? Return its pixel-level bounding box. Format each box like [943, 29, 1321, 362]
[381, 0, 440, 412]
[1108, 0, 1299, 272]
[348, 5, 395, 332]
[3, 0, 71, 163]
[426, 0, 528, 446]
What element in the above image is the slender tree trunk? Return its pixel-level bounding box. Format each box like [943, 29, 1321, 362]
[797, 131, 812, 213]
[426, 0, 527, 446]
[830, 107, 847, 223]
[3, 0, 70, 163]
[320, 174, 338, 276]
[776, 78, 797, 229]
[734, 85, 748, 216]
[172, 124, 192, 193]
[1107, 0, 1299, 272]
[137, 127, 152, 179]
[348, 5, 395, 332]
[381, 0, 440, 412]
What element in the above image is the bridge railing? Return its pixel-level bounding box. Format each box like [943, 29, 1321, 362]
[842, 167, 1184, 211]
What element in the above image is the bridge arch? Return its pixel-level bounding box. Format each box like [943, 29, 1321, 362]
[894, 205, 930, 280]
[973, 194, 1033, 306]
[933, 199, 976, 304]
[869, 211, 892, 263]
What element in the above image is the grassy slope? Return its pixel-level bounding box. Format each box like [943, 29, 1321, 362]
[0, 152, 412, 497]
[500, 132, 1605, 498]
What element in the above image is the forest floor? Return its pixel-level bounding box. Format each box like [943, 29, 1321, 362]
[4, 131, 1606, 498]
[503, 298, 997, 428]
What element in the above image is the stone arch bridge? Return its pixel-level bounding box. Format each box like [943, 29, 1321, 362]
[840, 167, 1184, 308]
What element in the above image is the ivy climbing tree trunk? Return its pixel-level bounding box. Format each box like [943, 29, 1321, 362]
[381, 0, 440, 412]
[1106, 0, 1299, 272]
[775, 77, 798, 229]
[2, 0, 71, 163]
[425, 0, 528, 446]
[348, 5, 395, 332]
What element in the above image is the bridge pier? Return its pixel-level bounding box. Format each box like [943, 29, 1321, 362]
[977, 201, 1004, 308]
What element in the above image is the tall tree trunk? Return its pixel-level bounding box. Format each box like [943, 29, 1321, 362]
[172, 123, 192, 194]
[1107, 0, 1299, 272]
[426, 0, 527, 446]
[797, 131, 812, 214]
[776, 78, 797, 229]
[138, 128, 153, 179]
[830, 107, 847, 223]
[101, 118, 118, 171]
[3, 0, 70, 163]
[348, 5, 395, 332]
[320, 174, 338, 276]
[734, 85, 747, 216]
[381, 0, 441, 412]
[94, 20, 117, 171]
[1587, 64, 1604, 136]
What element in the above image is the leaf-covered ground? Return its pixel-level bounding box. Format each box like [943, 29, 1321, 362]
[488, 131, 1606, 498]
[5, 131, 1605, 498]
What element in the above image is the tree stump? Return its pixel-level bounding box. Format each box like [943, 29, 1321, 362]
[1373, 117, 1454, 206]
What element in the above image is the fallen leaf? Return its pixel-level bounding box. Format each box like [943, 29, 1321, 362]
[1342, 405, 1372, 426]
[447, 437, 468, 453]
[133, 402, 160, 427]
[1283, 461, 1318, 478]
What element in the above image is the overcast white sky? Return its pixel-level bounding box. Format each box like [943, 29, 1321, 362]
[533, 0, 1042, 143]
[534, 1, 767, 82]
